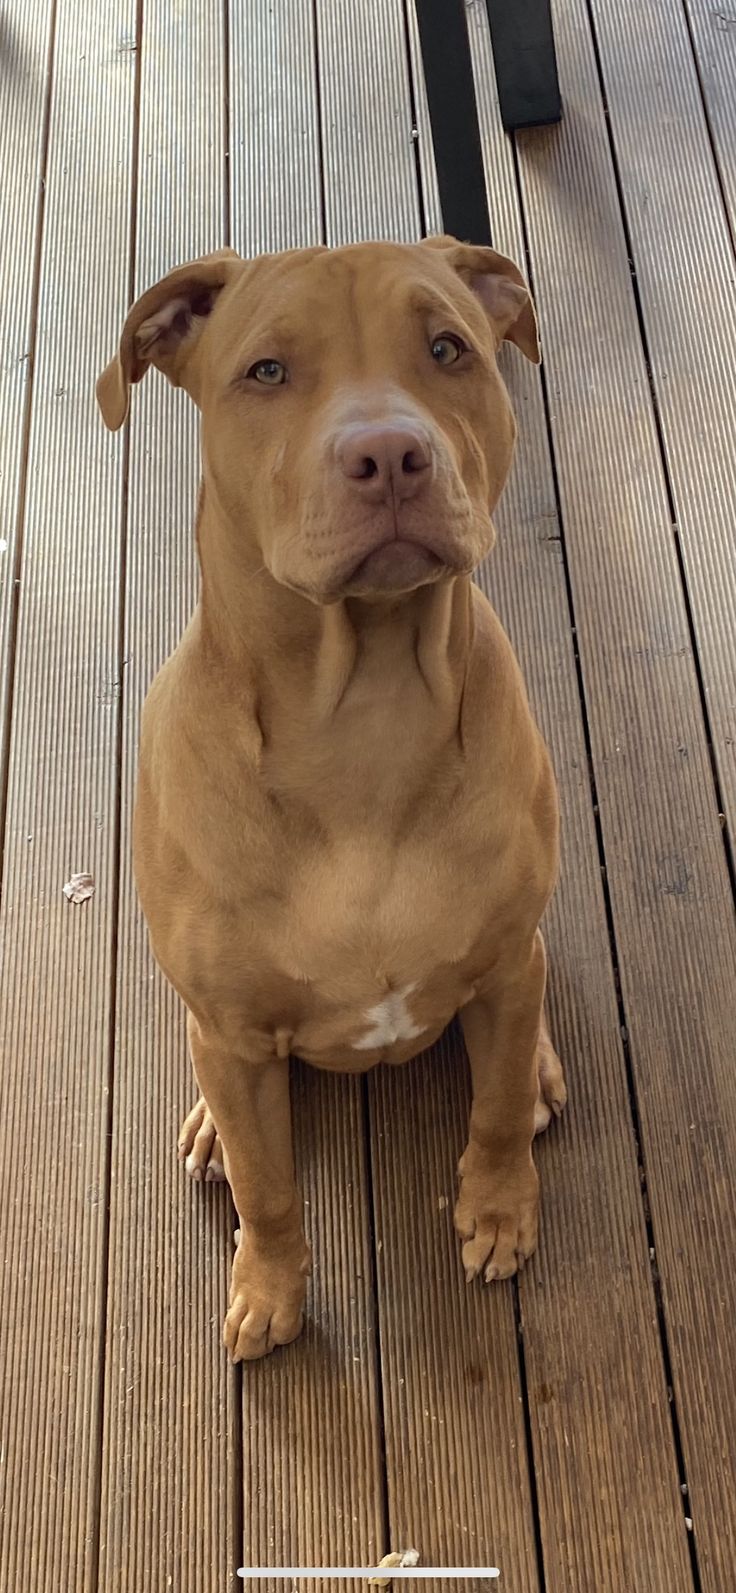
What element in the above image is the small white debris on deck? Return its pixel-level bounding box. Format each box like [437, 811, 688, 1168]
[62, 871, 95, 904]
[368, 1548, 420, 1587]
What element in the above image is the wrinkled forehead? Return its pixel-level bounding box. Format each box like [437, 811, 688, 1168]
[219, 242, 486, 357]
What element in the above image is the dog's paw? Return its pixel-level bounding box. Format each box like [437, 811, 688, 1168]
[177, 1096, 226, 1182]
[455, 1149, 539, 1283]
[224, 1231, 311, 1362]
[534, 1029, 567, 1135]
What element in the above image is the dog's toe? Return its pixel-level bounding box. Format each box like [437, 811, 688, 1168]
[225, 1302, 270, 1362]
[225, 1237, 309, 1361]
[455, 1155, 539, 1286]
[225, 1299, 304, 1363]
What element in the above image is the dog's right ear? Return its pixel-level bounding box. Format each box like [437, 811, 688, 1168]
[96, 248, 244, 430]
[423, 235, 540, 364]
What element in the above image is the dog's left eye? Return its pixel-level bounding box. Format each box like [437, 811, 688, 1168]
[430, 333, 467, 366]
[247, 359, 287, 385]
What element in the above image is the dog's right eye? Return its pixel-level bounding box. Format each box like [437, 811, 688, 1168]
[247, 359, 287, 386]
[430, 333, 467, 366]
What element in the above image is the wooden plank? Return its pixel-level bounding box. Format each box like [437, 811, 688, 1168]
[318, 7, 540, 1587]
[242, 1065, 383, 1592]
[511, 1, 736, 1586]
[405, 0, 441, 232]
[0, 2, 136, 1588]
[229, 0, 322, 253]
[370, 1041, 540, 1591]
[405, 6, 694, 1588]
[0, 0, 54, 751]
[317, 0, 419, 244]
[588, 0, 736, 838]
[229, 5, 385, 1580]
[97, 5, 239, 1590]
[682, 0, 736, 236]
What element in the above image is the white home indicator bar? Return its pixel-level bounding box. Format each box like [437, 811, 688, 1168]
[237, 1571, 500, 1580]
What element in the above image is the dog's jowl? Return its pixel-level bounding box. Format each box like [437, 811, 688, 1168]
[98, 236, 567, 1361]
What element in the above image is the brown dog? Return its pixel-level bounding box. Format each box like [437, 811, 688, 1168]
[97, 237, 566, 1362]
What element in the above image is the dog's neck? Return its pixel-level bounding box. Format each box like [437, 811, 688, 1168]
[195, 492, 476, 745]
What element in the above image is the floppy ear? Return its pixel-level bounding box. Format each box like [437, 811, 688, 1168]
[423, 235, 540, 364]
[96, 248, 245, 430]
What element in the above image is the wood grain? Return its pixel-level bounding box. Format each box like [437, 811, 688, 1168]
[405, 5, 696, 1587]
[0, 2, 136, 1587]
[0, 0, 54, 752]
[242, 1065, 384, 1593]
[230, 5, 385, 1583]
[229, 0, 322, 254]
[316, 0, 419, 244]
[682, 0, 736, 236]
[97, 5, 240, 1590]
[513, 0, 736, 1585]
[369, 1038, 540, 1593]
[588, 0, 736, 837]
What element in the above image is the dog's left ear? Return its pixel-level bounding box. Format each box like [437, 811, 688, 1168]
[424, 235, 540, 364]
[97, 248, 245, 430]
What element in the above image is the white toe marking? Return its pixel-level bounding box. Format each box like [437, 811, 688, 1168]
[353, 983, 426, 1051]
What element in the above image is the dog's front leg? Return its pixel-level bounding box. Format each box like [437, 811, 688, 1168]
[456, 930, 546, 1283]
[188, 1017, 310, 1361]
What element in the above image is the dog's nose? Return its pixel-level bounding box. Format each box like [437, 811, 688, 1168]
[337, 423, 432, 503]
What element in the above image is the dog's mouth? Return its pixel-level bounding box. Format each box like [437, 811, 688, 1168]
[276, 500, 483, 605]
[343, 538, 445, 595]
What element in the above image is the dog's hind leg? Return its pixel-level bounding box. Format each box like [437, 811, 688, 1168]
[178, 1094, 227, 1182]
[534, 1008, 567, 1135]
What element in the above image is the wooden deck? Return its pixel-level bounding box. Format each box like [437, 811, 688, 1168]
[1, 2, 735, 1589]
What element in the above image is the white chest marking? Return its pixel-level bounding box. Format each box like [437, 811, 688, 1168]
[353, 982, 426, 1051]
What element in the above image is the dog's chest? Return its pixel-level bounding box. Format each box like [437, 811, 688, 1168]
[255, 836, 491, 1065]
[287, 966, 468, 1069]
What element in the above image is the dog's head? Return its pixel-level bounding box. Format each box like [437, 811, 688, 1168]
[97, 238, 539, 603]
